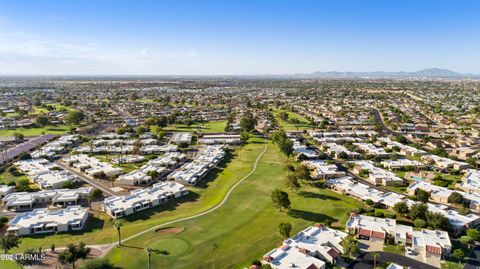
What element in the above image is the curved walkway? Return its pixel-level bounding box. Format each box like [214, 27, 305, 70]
[97, 138, 268, 256]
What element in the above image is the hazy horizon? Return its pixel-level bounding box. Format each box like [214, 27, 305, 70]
[1, 0, 480, 75]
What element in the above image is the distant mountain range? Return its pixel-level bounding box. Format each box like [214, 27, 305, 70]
[305, 68, 480, 79]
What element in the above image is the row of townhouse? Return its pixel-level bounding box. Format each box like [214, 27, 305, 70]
[351, 160, 404, 186]
[6, 206, 89, 236]
[407, 181, 480, 211]
[168, 145, 226, 185]
[380, 158, 426, 171]
[198, 134, 242, 145]
[347, 214, 451, 262]
[421, 154, 470, 171]
[111, 155, 145, 164]
[102, 181, 188, 218]
[353, 142, 390, 158]
[308, 130, 377, 138]
[327, 177, 480, 234]
[61, 154, 124, 179]
[322, 143, 362, 159]
[302, 160, 346, 180]
[14, 158, 78, 189]
[376, 137, 427, 157]
[262, 224, 347, 269]
[74, 143, 177, 155]
[116, 152, 186, 186]
[31, 135, 81, 159]
[457, 169, 480, 194]
[170, 132, 193, 145]
[293, 141, 319, 159]
[3, 187, 92, 211]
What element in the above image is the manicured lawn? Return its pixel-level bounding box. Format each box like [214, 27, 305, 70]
[441, 261, 465, 269]
[0, 260, 23, 269]
[272, 108, 312, 131]
[32, 103, 72, 114]
[0, 125, 69, 137]
[165, 120, 227, 133]
[106, 140, 363, 269]
[9, 137, 268, 252]
[383, 244, 404, 255]
[0, 169, 29, 185]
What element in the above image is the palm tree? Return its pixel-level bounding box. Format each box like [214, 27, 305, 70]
[113, 220, 122, 246]
[145, 247, 152, 269]
[212, 242, 219, 269]
[372, 252, 380, 269]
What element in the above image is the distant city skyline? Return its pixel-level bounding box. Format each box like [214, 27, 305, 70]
[1, 0, 480, 75]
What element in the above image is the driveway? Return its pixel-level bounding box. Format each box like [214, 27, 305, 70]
[464, 246, 480, 269]
[347, 251, 438, 269]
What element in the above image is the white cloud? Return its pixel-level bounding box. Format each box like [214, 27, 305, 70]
[0, 30, 199, 75]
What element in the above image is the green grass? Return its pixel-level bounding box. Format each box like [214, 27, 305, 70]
[383, 244, 404, 255]
[0, 260, 23, 269]
[106, 140, 363, 269]
[0, 125, 69, 137]
[9, 137, 267, 252]
[32, 103, 72, 114]
[0, 169, 29, 185]
[441, 261, 465, 269]
[272, 108, 312, 131]
[164, 120, 227, 133]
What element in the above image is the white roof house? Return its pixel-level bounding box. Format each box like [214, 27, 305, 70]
[407, 181, 480, 210]
[457, 169, 480, 193]
[346, 214, 451, 258]
[102, 181, 188, 218]
[353, 142, 389, 157]
[171, 132, 193, 145]
[351, 160, 404, 186]
[198, 134, 241, 145]
[302, 160, 346, 179]
[62, 154, 123, 178]
[31, 135, 81, 159]
[168, 145, 226, 185]
[0, 184, 15, 198]
[14, 159, 78, 189]
[323, 143, 361, 159]
[3, 187, 93, 211]
[293, 141, 318, 159]
[421, 154, 470, 170]
[7, 206, 89, 236]
[381, 159, 426, 171]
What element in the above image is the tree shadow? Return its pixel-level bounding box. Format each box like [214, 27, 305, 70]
[287, 209, 338, 223]
[298, 191, 340, 201]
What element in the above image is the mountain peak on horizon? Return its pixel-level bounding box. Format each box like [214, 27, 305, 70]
[309, 68, 473, 78]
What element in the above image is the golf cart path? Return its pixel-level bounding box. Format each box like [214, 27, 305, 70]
[95, 138, 268, 257]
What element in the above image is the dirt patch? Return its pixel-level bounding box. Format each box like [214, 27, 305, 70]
[155, 227, 185, 235]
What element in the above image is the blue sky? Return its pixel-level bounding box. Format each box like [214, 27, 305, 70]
[0, 0, 479, 75]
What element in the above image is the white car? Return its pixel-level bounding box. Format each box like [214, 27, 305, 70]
[405, 246, 414, 255]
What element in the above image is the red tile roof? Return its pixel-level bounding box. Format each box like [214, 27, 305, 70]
[306, 264, 320, 269]
[371, 231, 386, 239]
[426, 244, 442, 255]
[327, 248, 340, 258]
[358, 227, 372, 237]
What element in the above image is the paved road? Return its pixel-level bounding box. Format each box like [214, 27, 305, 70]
[56, 161, 118, 196]
[465, 246, 480, 269]
[371, 108, 400, 136]
[347, 251, 438, 269]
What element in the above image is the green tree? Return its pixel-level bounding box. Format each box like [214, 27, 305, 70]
[58, 242, 91, 268]
[448, 192, 464, 205]
[240, 131, 250, 143]
[279, 222, 292, 239]
[452, 249, 465, 262]
[415, 189, 430, 203]
[64, 110, 85, 126]
[342, 235, 359, 257]
[426, 212, 449, 230]
[35, 115, 50, 127]
[0, 234, 20, 253]
[409, 203, 428, 220]
[414, 219, 426, 228]
[460, 236, 474, 246]
[78, 258, 114, 269]
[271, 189, 291, 212]
[285, 174, 301, 192]
[393, 201, 409, 215]
[240, 112, 257, 132]
[466, 228, 480, 241]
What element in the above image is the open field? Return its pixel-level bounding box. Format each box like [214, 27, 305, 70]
[164, 120, 227, 133]
[32, 103, 72, 114]
[106, 140, 363, 269]
[272, 108, 312, 131]
[0, 125, 69, 137]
